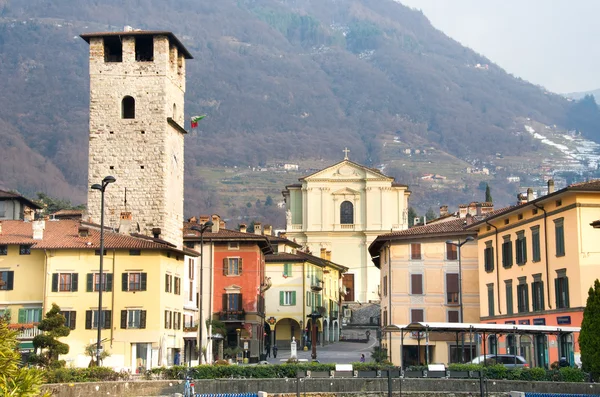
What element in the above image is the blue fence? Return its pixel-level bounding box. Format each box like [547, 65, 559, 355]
[524, 394, 600, 397]
[197, 394, 258, 397]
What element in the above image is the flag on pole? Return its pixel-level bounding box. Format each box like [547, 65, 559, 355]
[191, 115, 206, 129]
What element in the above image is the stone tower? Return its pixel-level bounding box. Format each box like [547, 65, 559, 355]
[81, 30, 193, 248]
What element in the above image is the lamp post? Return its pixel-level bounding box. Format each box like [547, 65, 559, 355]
[446, 235, 474, 363]
[191, 221, 213, 364]
[91, 175, 116, 367]
[307, 311, 322, 360]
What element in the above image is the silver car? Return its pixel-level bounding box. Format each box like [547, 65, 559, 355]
[469, 354, 529, 368]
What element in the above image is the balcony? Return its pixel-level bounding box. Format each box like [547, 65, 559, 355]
[310, 280, 323, 292]
[446, 292, 459, 306]
[218, 311, 245, 322]
[8, 323, 42, 339]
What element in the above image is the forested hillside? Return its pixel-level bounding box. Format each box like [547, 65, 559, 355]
[1, 0, 598, 223]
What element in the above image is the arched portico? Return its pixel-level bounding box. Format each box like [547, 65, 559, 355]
[274, 318, 301, 349]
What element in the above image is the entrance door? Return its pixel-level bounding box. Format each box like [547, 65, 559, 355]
[343, 274, 355, 302]
[535, 335, 547, 368]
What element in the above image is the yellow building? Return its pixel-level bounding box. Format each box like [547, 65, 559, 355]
[369, 218, 478, 366]
[466, 181, 600, 368]
[0, 218, 195, 370]
[265, 238, 347, 352]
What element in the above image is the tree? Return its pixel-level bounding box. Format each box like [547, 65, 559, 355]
[30, 303, 70, 368]
[84, 342, 110, 367]
[370, 345, 389, 363]
[264, 195, 274, 206]
[0, 319, 49, 396]
[580, 279, 600, 380]
[485, 183, 493, 203]
[407, 207, 418, 227]
[425, 207, 436, 222]
[34, 192, 85, 215]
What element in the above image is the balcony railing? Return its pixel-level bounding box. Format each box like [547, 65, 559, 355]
[447, 292, 459, 305]
[310, 280, 323, 292]
[8, 324, 42, 339]
[218, 311, 245, 321]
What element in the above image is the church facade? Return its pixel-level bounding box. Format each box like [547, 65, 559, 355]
[283, 154, 410, 302]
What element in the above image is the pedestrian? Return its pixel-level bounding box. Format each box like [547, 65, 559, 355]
[266, 344, 271, 358]
[360, 354, 365, 363]
[272, 345, 278, 358]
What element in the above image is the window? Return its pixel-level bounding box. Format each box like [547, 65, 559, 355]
[122, 272, 147, 291]
[448, 310, 459, 323]
[122, 96, 135, 119]
[224, 293, 242, 311]
[120, 309, 146, 329]
[228, 242, 239, 250]
[19, 245, 31, 255]
[189, 281, 194, 301]
[306, 291, 312, 307]
[411, 309, 424, 322]
[188, 258, 195, 279]
[532, 208, 538, 215]
[60, 311, 77, 330]
[517, 277, 529, 313]
[505, 280, 513, 315]
[502, 236, 513, 268]
[340, 201, 354, 224]
[554, 218, 565, 256]
[283, 263, 293, 277]
[411, 243, 422, 260]
[531, 226, 541, 262]
[18, 308, 42, 323]
[383, 309, 388, 327]
[280, 291, 296, 306]
[86, 273, 113, 292]
[488, 335, 498, 355]
[383, 275, 388, 297]
[487, 284, 495, 316]
[174, 277, 181, 295]
[51, 273, 78, 292]
[411, 274, 423, 295]
[165, 274, 173, 293]
[129, 249, 141, 256]
[223, 257, 242, 275]
[484, 242, 494, 272]
[0, 245, 7, 255]
[446, 273, 459, 305]
[104, 37, 122, 62]
[532, 275, 544, 312]
[173, 312, 181, 330]
[164, 310, 172, 329]
[95, 249, 107, 256]
[0, 271, 14, 290]
[556, 199, 562, 207]
[555, 270, 570, 309]
[135, 36, 154, 61]
[516, 231, 527, 265]
[85, 310, 111, 329]
[446, 242, 457, 260]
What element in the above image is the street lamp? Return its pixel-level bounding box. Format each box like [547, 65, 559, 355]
[446, 235, 474, 362]
[307, 311, 322, 360]
[91, 175, 116, 366]
[191, 221, 213, 364]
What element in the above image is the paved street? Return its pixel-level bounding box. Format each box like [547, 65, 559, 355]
[263, 339, 379, 364]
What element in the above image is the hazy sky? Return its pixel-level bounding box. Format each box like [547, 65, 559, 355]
[398, 0, 600, 94]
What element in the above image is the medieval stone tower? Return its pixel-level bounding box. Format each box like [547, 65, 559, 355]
[81, 30, 192, 248]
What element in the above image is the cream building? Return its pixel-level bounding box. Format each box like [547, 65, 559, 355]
[283, 154, 410, 303]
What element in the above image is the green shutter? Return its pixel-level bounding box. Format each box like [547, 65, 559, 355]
[223, 258, 228, 275]
[6, 271, 13, 290]
[140, 310, 147, 329]
[564, 277, 570, 308]
[51, 273, 58, 292]
[121, 310, 127, 329]
[103, 310, 111, 329]
[291, 291, 296, 306]
[122, 273, 128, 291]
[85, 310, 92, 329]
[140, 273, 147, 291]
[69, 311, 77, 330]
[71, 273, 78, 291]
[522, 238, 527, 262]
[18, 308, 26, 324]
[87, 274, 93, 292]
[306, 291, 310, 306]
[106, 274, 113, 292]
[280, 291, 284, 306]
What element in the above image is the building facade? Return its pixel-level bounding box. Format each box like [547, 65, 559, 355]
[0, 190, 41, 221]
[81, 30, 192, 248]
[466, 181, 600, 368]
[369, 218, 479, 366]
[283, 156, 410, 303]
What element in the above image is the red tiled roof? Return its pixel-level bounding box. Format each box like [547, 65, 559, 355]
[266, 250, 348, 272]
[265, 234, 301, 248]
[52, 209, 83, 216]
[377, 217, 474, 238]
[182, 222, 273, 254]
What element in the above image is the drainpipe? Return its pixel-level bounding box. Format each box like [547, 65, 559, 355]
[43, 250, 49, 314]
[111, 249, 116, 348]
[485, 220, 502, 315]
[533, 203, 552, 309]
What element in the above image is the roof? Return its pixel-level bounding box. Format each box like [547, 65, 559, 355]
[51, 209, 83, 219]
[183, 223, 273, 254]
[383, 322, 580, 335]
[265, 234, 301, 248]
[0, 219, 191, 255]
[298, 159, 394, 182]
[266, 250, 348, 273]
[0, 190, 42, 209]
[80, 30, 193, 59]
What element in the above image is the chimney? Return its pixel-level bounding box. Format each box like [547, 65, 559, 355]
[78, 226, 90, 238]
[517, 193, 527, 205]
[254, 222, 262, 235]
[279, 232, 287, 239]
[119, 212, 132, 235]
[189, 216, 197, 223]
[326, 250, 332, 261]
[211, 215, 220, 233]
[476, 203, 482, 216]
[220, 220, 226, 230]
[548, 179, 555, 194]
[320, 248, 326, 259]
[152, 227, 161, 239]
[440, 205, 448, 217]
[32, 220, 45, 240]
[527, 188, 534, 202]
[264, 225, 273, 236]
[240, 223, 247, 233]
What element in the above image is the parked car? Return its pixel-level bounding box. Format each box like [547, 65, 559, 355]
[469, 354, 529, 368]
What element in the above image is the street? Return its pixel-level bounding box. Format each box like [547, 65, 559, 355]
[263, 339, 379, 364]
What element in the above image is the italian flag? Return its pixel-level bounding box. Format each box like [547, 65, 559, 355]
[190, 115, 206, 128]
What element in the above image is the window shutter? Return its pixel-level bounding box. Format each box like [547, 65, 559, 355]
[141, 273, 147, 291]
[106, 273, 113, 292]
[280, 291, 284, 305]
[540, 281, 545, 310]
[165, 274, 169, 292]
[6, 271, 13, 290]
[164, 310, 169, 328]
[292, 291, 296, 305]
[87, 273, 93, 292]
[411, 274, 423, 295]
[306, 291, 310, 306]
[85, 310, 92, 329]
[122, 273, 128, 291]
[140, 310, 147, 329]
[223, 294, 228, 311]
[446, 273, 459, 293]
[69, 311, 77, 330]
[239, 258, 243, 274]
[178, 312, 182, 330]
[71, 273, 78, 291]
[103, 310, 111, 329]
[223, 258, 228, 275]
[51, 273, 58, 292]
[554, 278, 559, 308]
[565, 277, 570, 308]
[121, 310, 127, 329]
[18, 308, 26, 324]
[522, 238, 527, 262]
[238, 294, 243, 311]
[531, 284, 536, 311]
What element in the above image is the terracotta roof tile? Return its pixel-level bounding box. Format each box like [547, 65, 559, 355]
[266, 250, 348, 272]
[378, 217, 473, 238]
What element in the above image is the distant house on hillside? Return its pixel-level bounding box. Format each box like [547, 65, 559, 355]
[0, 190, 41, 221]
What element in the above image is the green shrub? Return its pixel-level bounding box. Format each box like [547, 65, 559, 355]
[558, 367, 587, 382]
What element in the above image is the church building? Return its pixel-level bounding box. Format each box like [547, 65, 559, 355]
[283, 150, 410, 303]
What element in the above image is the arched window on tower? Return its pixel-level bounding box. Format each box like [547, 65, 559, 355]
[173, 103, 177, 119]
[122, 96, 135, 119]
[340, 201, 354, 224]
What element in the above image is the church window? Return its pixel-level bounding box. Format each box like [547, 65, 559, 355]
[135, 36, 154, 61]
[104, 37, 122, 62]
[340, 201, 354, 224]
[122, 96, 135, 119]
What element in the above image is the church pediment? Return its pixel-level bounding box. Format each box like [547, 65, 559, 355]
[302, 160, 392, 182]
[332, 187, 360, 196]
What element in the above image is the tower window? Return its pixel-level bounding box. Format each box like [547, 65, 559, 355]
[104, 37, 122, 62]
[122, 96, 135, 119]
[340, 201, 354, 224]
[173, 103, 177, 119]
[135, 36, 154, 62]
